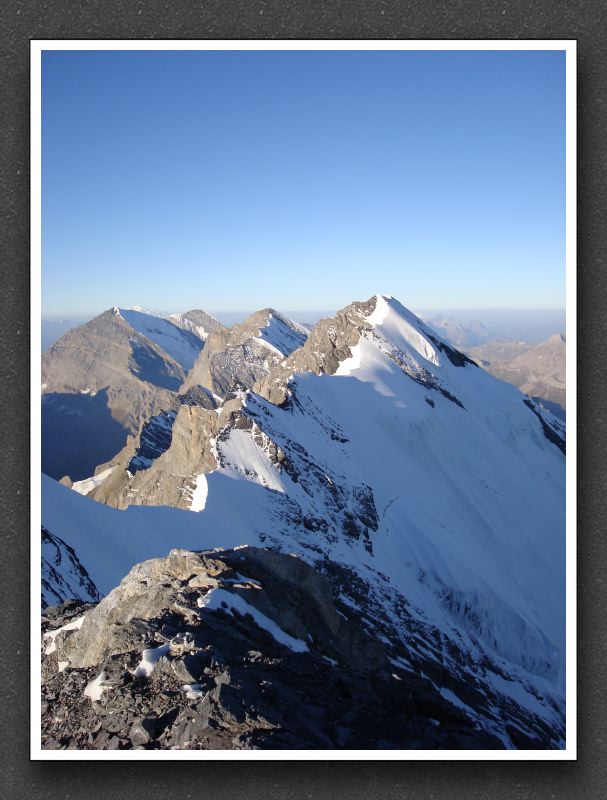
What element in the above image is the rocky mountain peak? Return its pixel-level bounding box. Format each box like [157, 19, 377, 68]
[181, 307, 308, 399]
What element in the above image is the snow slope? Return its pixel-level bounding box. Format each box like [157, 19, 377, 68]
[120, 308, 203, 371]
[252, 311, 308, 357]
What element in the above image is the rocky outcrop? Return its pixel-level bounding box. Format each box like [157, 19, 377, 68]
[254, 298, 376, 405]
[41, 547, 505, 751]
[89, 397, 241, 509]
[182, 309, 308, 398]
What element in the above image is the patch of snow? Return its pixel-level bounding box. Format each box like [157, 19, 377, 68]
[322, 655, 338, 667]
[72, 467, 116, 497]
[390, 655, 415, 672]
[190, 473, 208, 512]
[84, 671, 107, 702]
[486, 671, 549, 717]
[132, 643, 170, 678]
[367, 294, 391, 325]
[58, 660, 69, 672]
[440, 687, 477, 717]
[335, 343, 362, 376]
[366, 295, 439, 366]
[218, 428, 285, 492]
[198, 588, 309, 653]
[181, 683, 205, 700]
[222, 573, 262, 588]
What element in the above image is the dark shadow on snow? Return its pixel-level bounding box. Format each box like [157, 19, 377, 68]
[531, 396, 566, 422]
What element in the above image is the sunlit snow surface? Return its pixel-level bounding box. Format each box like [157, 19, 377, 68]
[42, 294, 566, 746]
[132, 644, 171, 678]
[84, 671, 107, 701]
[189, 473, 208, 512]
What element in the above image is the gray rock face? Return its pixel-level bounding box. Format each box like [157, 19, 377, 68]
[89, 400, 233, 509]
[42, 308, 189, 398]
[254, 297, 377, 404]
[41, 309, 189, 480]
[41, 547, 507, 751]
[183, 308, 308, 398]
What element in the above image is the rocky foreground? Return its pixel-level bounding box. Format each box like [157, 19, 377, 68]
[41, 547, 504, 751]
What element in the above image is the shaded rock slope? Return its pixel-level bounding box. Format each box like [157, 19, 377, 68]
[41, 307, 205, 480]
[42, 547, 510, 750]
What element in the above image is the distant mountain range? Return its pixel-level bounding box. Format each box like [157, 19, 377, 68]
[466, 334, 566, 418]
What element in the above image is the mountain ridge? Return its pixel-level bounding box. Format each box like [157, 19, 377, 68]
[41, 293, 566, 749]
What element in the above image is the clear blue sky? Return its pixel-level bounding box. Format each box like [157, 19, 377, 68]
[42, 49, 566, 317]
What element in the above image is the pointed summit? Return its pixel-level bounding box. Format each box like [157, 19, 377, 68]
[182, 307, 308, 398]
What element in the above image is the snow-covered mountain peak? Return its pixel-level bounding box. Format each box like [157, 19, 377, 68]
[251, 308, 309, 357]
[180, 307, 310, 400]
[361, 294, 441, 367]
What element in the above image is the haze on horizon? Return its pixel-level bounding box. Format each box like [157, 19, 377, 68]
[42, 49, 565, 317]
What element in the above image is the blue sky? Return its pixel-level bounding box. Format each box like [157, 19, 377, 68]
[42, 49, 566, 317]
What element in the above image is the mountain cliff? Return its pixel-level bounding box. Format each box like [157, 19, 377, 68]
[41, 307, 205, 480]
[182, 308, 308, 398]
